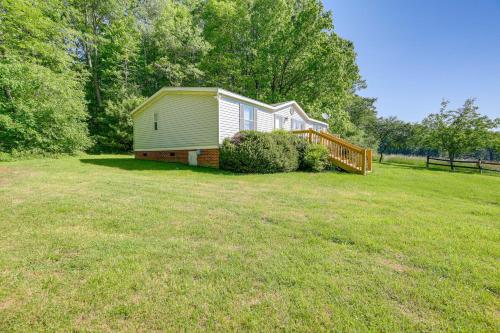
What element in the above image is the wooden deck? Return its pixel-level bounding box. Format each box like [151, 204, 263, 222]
[292, 129, 373, 175]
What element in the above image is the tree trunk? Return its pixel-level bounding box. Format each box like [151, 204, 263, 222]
[379, 152, 383, 163]
[487, 148, 494, 161]
[83, 43, 102, 108]
[449, 153, 455, 171]
[3, 87, 12, 101]
[92, 71, 102, 108]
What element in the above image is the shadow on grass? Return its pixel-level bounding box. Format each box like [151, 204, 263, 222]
[79, 157, 235, 175]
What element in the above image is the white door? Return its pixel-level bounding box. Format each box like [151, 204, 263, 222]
[188, 151, 198, 166]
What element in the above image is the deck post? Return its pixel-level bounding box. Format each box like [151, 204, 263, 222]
[308, 129, 312, 143]
[367, 149, 372, 172]
[361, 149, 367, 175]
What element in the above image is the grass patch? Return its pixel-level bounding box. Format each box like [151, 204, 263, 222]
[0, 155, 499, 331]
[381, 154, 427, 167]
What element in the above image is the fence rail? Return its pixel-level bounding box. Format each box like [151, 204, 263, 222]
[426, 156, 500, 173]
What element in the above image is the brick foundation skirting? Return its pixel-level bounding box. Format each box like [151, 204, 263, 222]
[135, 148, 219, 168]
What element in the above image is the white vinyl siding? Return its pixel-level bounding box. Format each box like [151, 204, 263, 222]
[274, 106, 311, 131]
[256, 107, 274, 132]
[133, 93, 218, 150]
[132, 89, 329, 149]
[219, 97, 241, 143]
[274, 107, 292, 131]
[219, 97, 274, 143]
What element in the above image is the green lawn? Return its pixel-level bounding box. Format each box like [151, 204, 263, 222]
[0, 155, 499, 332]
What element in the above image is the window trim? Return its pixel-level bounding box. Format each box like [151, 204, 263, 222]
[274, 114, 284, 130]
[291, 118, 305, 130]
[239, 103, 257, 130]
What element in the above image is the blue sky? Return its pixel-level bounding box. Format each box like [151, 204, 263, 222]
[325, 0, 500, 122]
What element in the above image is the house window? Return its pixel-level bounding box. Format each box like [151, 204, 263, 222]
[154, 113, 158, 130]
[291, 119, 305, 130]
[274, 115, 284, 129]
[240, 103, 256, 130]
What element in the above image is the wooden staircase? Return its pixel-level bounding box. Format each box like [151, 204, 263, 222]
[292, 129, 372, 175]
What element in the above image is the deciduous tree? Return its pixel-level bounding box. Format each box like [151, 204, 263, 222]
[0, 0, 90, 154]
[422, 99, 496, 166]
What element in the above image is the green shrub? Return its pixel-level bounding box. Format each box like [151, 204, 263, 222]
[293, 136, 309, 170]
[220, 131, 299, 173]
[270, 130, 304, 170]
[271, 130, 309, 170]
[303, 143, 331, 172]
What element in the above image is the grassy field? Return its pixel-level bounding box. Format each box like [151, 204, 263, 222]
[0, 155, 499, 332]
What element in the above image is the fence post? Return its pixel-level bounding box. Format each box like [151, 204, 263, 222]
[308, 129, 312, 143]
[426, 156, 429, 168]
[478, 159, 483, 174]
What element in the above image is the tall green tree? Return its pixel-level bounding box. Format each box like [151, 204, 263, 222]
[0, 0, 90, 154]
[422, 99, 496, 165]
[69, 0, 209, 151]
[201, 0, 360, 134]
[484, 130, 500, 161]
[369, 116, 411, 162]
[69, 0, 142, 151]
[137, 0, 210, 96]
[343, 93, 378, 146]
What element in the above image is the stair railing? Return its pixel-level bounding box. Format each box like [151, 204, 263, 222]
[292, 129, 372, 174]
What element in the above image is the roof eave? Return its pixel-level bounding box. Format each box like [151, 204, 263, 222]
[131, 87, 329, 127]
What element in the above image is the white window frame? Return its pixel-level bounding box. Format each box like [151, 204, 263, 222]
[274, 114, 284, 129]
[291, 118, 305, 130]
[240, 103, 256, 130]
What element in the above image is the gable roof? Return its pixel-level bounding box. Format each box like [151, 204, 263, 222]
[271, 101, 293, 106]
[130, 87, 328, 126]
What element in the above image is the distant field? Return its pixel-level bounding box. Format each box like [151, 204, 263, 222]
[0, 155, 499, 332]
[382, 154, 500, 173]
[381, 154, 428, 167]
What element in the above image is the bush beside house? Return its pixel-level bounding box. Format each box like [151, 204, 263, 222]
[302, 144, 331, 172]
[220, 131, 331, 173]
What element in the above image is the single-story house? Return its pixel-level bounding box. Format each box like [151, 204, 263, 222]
[131, 87, 328, 167]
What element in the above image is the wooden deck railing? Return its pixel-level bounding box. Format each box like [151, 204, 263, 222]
[292, 129, 372, 175]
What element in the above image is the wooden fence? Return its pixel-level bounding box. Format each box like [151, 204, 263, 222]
[426, 156, 500, 174]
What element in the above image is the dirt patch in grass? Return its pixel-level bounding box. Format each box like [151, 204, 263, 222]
[0, 298, 18, 311]
[0, 166, 38, 187]
[379, 258, 418, 273]
[0, 167, 13, 185]
[398, 303, 424, 322]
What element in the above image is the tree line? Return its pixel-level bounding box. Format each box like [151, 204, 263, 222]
[367, 99, 499, 162]
[1, 0, 498, 162]
[1, 0, 362, 154]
